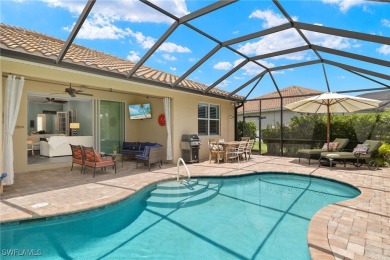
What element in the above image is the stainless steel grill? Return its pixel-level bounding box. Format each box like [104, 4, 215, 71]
[180, 134, 201, 163]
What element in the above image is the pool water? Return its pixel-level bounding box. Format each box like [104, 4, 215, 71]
[1, 173, 360, 259]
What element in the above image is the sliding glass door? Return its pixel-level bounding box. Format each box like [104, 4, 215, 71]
[98, 100, 124, 154]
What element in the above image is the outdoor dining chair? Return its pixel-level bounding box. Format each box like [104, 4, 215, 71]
[208, 139, 225, 164]
[244, 139, 255, 160]
[226, 141, 246, 163]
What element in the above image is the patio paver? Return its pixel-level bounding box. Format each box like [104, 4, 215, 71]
[1, 155, 389, 260]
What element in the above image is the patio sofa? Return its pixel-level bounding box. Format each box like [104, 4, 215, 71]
[136, 144, 163, 171]
[121, 141, 160, 159]
[298, 138, 350, 165]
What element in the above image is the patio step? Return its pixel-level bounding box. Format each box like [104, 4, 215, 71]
[146, 181, 219, 208]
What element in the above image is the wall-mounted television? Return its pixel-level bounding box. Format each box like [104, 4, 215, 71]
[128, 103, 152, 120]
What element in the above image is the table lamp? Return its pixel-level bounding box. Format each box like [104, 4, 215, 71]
[69, 122, 80, 136]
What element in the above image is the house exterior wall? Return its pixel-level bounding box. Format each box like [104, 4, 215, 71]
[1, 57, 234, 173]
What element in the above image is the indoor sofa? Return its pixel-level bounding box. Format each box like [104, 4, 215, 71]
[40, 136, 93, 157]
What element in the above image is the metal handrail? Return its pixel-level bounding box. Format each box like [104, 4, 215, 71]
[177, 158, 191, 182]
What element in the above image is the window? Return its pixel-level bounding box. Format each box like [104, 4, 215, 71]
[198, 103, 220, 135]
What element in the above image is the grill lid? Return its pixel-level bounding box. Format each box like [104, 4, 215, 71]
[181, 134, 200, 142]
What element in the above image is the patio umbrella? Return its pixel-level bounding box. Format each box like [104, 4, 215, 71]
[284, 92, 381, 150]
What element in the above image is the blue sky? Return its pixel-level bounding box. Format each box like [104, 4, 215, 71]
[1, 0, 389, 99]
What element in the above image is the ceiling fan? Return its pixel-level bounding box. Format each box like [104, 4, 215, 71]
[65, 84, 93, 97]
[44, 97, 68, 104]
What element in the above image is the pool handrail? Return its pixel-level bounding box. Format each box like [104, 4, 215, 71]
[177, 158, 190, 181]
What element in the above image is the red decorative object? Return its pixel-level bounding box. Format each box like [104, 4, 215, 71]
[158, 114, 166, 126]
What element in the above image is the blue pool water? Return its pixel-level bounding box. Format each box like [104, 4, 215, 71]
[1, 173, 359, 259]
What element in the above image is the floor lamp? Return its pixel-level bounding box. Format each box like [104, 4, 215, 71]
[70, 123, 80, 136]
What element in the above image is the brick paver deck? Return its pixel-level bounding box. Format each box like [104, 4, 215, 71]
[1, 155, 389, 259]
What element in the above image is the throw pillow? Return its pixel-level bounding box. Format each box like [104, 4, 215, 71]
[353, 144, 369, 154]
[332, 142, 340, 151]
[322, 142, 334, 150]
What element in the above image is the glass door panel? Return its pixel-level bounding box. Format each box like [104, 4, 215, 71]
[99, 101, 124, 154]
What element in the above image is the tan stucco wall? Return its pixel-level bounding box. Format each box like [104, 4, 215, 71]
[1, 57, 235, 173]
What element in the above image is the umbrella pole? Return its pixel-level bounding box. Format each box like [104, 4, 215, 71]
[327, 105, 330, 151]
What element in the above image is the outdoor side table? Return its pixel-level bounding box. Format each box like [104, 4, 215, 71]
[107, 153, 123, 168]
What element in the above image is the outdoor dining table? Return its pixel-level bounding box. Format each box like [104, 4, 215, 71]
[219, 141, 243, 162]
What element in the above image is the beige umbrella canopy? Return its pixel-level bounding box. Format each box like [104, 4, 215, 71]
[284, 92, 381, 149]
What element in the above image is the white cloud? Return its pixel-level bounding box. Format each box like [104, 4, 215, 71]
[257, 60, 275, 69]
[241, 10, 353, 61]
[189, 58, 198, 62]
[63, 14, 128, 40]
[233, 30, 240, 35]
[170, 67, 177, 71]
[305, 30, 351, 49]
[43, 0, 85, 14]
[242, 62, 266, 76]
[234, 76, 244, 80]
[377, 45, 390, 55]
[321, 0, 365, 12]
[381, 19, 390, 27]
[126, 30, 156, 48]
[337, 75, 346, 79]
[162, 54, 177, 61]
[44, 0, 188, 23]
[238, 28, 307, 59]
[127, 33, 191, 54]
[214, 62, 233, 70]
[127, 51, 140, 62]
[158, 42, 191, 53]
[249, 9, 294, 29]
[217, 79, 231, 88]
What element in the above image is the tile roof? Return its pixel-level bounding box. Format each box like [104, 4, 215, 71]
[238, 86, 323, 113]
[0, 24, 241, 99]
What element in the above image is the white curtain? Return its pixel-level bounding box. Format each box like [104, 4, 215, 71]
[163, 97, 172, 160]
[2, 75, 25, 185]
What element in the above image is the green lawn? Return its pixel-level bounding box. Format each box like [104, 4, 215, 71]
[253, 141, 267, 153]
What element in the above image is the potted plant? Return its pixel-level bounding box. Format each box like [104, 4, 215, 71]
[112, 144, 118, 155]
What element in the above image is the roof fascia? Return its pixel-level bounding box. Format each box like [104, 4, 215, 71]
[1, 49, 240, 101]
[56, 0, 95, 64]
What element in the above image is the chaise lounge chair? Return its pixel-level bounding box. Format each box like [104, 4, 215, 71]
[298, 138, 350, 164]
[319, 140, 382, 170]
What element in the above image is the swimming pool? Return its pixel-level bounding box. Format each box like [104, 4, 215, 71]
[1, 173, 359, 259]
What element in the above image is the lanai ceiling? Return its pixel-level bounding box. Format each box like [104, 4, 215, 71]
[1, 0, 389, 102]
